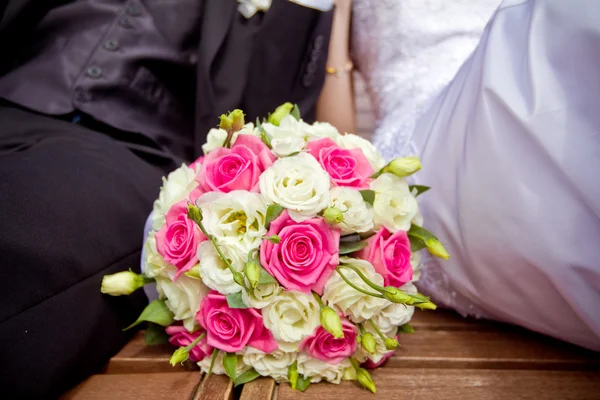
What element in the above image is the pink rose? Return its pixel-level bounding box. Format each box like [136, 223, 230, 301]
[196, 134, 275, 193]
[260, 210, 340, 295]
[156, 200, 206, 280]
[196, 291, 277, 353]
[356, 228, 413, 287]
[188, 156, 204, 172]
[299, 317, 358, 364]
[307, 138, 373, 189]
[165, 325, 213, 362]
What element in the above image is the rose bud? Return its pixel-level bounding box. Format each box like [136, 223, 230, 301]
[361, 332, 377, 354]
[244, 259, 261, 289]
[323, 207, 344, 225]
[426, 238, 450, 260]
[383, 156, 422, 178]
[384, 337, 399, 350]
[320, 306, 344, 339]
[382, 286, 414, 304]
[356, 367, 377, 393]
[268, 102, 294, 126]
[169, 347, 189, 366]
[101, 271, 152, 296]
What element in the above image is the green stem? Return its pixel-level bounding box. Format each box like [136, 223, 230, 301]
[367, 319, 386, 342]
[349, 357, 360, 371]
[358, 323, 366, 335]
[197, 218, 246, 290]
[336, 268, 384, 298]
[207, 348, 220, 377]
[312, 292, 325, 307]
[184, 331, 206, 352]
[339, 264, 385, 293]
[223, 128, 234, 148]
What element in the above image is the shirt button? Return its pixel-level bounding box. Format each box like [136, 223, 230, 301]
[126, 2, 143, 16]
[103, 39, 119, 51]
[74, 89, 91, 103]
[119, 16, 133, 29]
[86, 66, 103, 79]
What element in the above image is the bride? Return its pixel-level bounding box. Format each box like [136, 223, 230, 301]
[318, 0, 600, 351]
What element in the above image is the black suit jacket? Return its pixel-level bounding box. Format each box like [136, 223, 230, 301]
[0, 0, 334, 157]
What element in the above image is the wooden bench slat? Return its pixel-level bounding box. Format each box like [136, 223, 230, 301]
[105, 333, 196, 374]
[277, 369, 600, 400]
[391, 329, 599, 370]
[194, 374, 233, 400]
[410, 309, 501, 331]
[239, 377, 276, 400]
[62, 372, 201, 400]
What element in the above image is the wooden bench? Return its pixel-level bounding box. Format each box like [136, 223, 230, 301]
[62, 309, 600, 399]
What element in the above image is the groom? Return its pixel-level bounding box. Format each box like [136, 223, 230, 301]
[0, 0, 333, 397]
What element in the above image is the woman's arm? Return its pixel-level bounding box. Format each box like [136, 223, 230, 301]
[315, 0, 356, 133]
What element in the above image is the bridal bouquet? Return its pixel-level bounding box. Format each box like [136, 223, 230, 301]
[101, 103, 448, 393]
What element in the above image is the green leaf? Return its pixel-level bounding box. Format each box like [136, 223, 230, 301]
[339, 240, 368, 255]
[226, 292, 248, 309]
[265, 204, 284, 228]
[207, 349, 220, 377]
[398, 323, 415, 334]
[408, 224, 439, 243]
[234, 369, 261, 387]
[291, 104, 301, 120]
[296, 375, 311, 392]
[258, 267, 277, 285]
[223, 353, 238, 381]
[408, 185, 431, 197]
[124, 299, 174, 331]
[409, 236, 426, 252]
[256, 119, 272, 149]
[144, 323, 170, 345]
[359, 190, 376, 205]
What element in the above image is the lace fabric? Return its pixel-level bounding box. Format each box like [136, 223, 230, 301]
[351, 0, 500, 317]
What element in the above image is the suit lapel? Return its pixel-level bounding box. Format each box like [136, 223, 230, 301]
[196, 0, 237, 121]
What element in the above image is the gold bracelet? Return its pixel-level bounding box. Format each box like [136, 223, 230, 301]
[326, 60, 354, 77]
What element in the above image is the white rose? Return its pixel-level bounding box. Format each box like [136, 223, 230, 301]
[242, 281, 281, 309]
[259, 153, 330, 221]
[322, 257, 387, 323]
[262, 115, 311, 156]
[297, 354, 351, 384]
[151, 164, 198, 231]
[412, 210, 424, 227]
[336, 133, 386, 171]
[198, 352, 251, 376]
[202, 123, 260, 154]
[263, 291, 320, 350]
[410, 251, 422, 282]
[143, 232, 170, 278]
[197, 191, 268, 253]
[308, 121, 341, 140]
[197, 239, 245, 295]
[328, 187, 374, 235]
[370, 173, 418, 232]
[242, 347, 296, 382]
[371, 283, 417, 332]
[155, 273, 209, 331]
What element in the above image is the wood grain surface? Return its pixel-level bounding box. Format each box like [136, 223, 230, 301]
[239, 378, 276, 400]
[62, 372, 201, 400]
[277, 369, 600, 400]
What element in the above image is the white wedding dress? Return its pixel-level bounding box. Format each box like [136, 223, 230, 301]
[353, 0, 600, 351]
